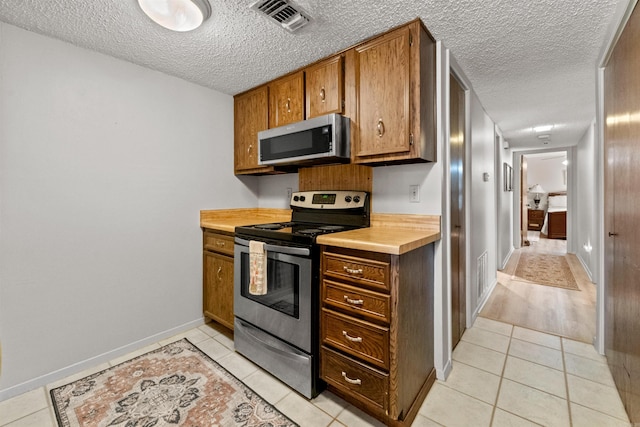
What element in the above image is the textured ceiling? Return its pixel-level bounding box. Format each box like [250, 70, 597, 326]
[0, 0, 622, 148]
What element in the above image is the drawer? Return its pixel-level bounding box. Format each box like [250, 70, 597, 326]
[322, 308, 389, 370]
[323, 251, 390, 291]
[322, 279, 391, 323]
[321, 346, 388, 412]
[203, 231, 234, 256]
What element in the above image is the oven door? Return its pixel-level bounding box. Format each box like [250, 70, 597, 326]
[234, 238, 312, 352]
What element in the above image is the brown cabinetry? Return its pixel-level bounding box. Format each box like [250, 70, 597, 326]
[305, 55, 344, 119]
[350, 20, 436, 165]
[320, 245, 435, 426]
[234, 86, 275, 175]
[527, 209, 544, 231]
[269, 71, 305, 128]
[203, 229, 234, 330]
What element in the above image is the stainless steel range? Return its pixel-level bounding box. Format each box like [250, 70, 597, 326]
[233, 190, 370, 398]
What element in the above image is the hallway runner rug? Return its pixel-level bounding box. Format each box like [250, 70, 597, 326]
[513, 253, 580, 291]
[50, 338, 297, 427]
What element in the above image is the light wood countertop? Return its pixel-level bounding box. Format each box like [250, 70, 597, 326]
[317, 213, 441, 255]
[200, 209, 440, 254]
[200, 208, 291, 233]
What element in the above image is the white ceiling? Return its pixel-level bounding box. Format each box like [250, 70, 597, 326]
[0, 0, 624, 149]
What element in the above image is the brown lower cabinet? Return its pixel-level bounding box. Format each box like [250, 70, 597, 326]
[320, 245, 435, 426]
[202, 229, 234, 330]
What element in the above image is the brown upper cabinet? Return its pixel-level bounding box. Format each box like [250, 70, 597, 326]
[350, 20, 436, 164]
[269, 71, 305, 128]
[305, 55, 344, 119]
[234, 86, 275, 175]
[233, 18, 436, 175]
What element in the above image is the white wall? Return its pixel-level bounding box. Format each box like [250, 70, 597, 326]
[469, 91, 498, 317]
[575, 123, 597, 279]
[495, 130, 514, 269]
[0, 23, 258, 398]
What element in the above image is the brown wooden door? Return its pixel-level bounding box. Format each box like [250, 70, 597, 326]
[520, 156, 529, 246]
[234, 86, 269, 173]
[604, 4, 640, 422]
[354, 25, 411, 157]
[203, 251, 234, 330]
[269, 71, 304, 128]
[306, 55, 343, 119]
[450, 73, 466, 348]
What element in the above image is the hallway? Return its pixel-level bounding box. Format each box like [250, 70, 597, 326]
[480, 233, 596, 343]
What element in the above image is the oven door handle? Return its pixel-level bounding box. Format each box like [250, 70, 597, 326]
[235, 237, 311, 257]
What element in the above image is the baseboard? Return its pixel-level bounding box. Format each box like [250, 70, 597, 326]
[500, 247, 515, 270]
[0, 318, 205, 402]
[576, 254, 594, 282]
[474, 277, 498, 318]
[436, 357, 452, 380]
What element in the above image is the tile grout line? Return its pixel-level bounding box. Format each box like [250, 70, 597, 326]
[487, 324, 514, 426]
[560, 338, 574, 427]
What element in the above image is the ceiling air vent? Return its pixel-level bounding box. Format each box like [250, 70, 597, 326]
[250, 0, 311, 33]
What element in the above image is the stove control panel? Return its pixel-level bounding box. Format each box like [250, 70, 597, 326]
[290, 191, 368, 209]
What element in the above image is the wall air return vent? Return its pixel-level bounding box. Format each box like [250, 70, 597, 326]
[250, 0, 311, 33]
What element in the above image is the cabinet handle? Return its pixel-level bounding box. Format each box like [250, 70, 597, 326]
[609, 232, 618, 236]
[341, 371, 362, 385]
[216, 241, 225, 247]
[286, 98, 291, 113]
[343, 266, 363, 274]
[342, 330, 363, 343]
[320, 87, 325, 102]
[377, 118, 385, 137]
[216, 267, 222, 280]
[344, 295, 364, 305]
[248, 144, 252, 154]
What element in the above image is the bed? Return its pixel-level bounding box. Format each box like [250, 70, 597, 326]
[541, 192, 567, 239]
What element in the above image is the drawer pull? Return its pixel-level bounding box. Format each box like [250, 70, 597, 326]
[216, 241, 225, 247]
[343, 266, 363, 274]
[217, 267, 222, 280]
[342, 331, 363, 343]
[341, 371, 362, 385]
[344, 295, 364, 305]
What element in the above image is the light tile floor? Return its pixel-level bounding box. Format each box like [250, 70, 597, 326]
[0, 318, 631, 426]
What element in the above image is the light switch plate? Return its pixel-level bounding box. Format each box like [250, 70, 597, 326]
[410, 185, 420, 202]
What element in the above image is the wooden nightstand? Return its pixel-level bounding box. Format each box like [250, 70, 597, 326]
[528, 209, 545, 231]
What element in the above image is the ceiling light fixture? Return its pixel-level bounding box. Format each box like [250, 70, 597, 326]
[138, 0, 211, 32]
[533, 125, 554, 133]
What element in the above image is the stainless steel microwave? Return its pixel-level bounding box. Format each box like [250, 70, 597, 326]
[258, 113, 350, 166]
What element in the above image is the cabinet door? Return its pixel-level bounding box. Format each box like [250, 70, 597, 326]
[269, 71, 304, 128]
[203, 251, 234, 330]
[234, 86, 271, 174]
[306, 56, 343, 119]
[354, 25, 411, 158]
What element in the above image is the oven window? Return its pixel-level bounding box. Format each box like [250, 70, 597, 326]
[240, 253, 300, 318]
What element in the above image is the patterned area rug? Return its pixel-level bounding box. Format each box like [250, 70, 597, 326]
[514, 253, 580, 291]
[50, 338, 297, 427]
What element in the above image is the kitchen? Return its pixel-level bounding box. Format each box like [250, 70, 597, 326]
[0, 0, 632, 426]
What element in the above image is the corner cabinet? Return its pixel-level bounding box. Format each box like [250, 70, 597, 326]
[319, 244, 435, 426]
[203, 229, 235, 330]
[234, 86, 276, 175]
[350, 20, 436, 165]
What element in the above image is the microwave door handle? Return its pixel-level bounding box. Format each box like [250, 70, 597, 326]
[234, 237, 310, 257]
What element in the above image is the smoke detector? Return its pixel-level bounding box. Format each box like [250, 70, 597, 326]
[250, 0, 311, 33]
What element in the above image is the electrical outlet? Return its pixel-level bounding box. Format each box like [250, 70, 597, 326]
[286, 188, 292, 200]
[410, 185, 420, 202]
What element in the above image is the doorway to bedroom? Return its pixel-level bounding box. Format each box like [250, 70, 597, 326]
[481, 149, 596, 343]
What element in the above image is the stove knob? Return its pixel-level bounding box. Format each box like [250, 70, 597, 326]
[344, 195, 352, 203]
[300, 195, 306, 202]
[353, 195, 361, 203]
[293, 195, 299, 202]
